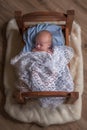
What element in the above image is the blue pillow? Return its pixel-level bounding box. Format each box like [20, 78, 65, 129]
[22, 23, 65, 53]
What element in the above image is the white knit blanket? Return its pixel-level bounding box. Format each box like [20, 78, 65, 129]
[11, 46, 74, 108]
[4, 19, 83, 126]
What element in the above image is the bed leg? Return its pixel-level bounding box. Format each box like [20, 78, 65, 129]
[66, 92, 79, 104]
[13, 91, 26, 104]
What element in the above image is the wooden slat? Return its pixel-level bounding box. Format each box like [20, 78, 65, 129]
[21, 91, 79, 98]
[22, 12, 66, 22]
[14, 91, 79, 104]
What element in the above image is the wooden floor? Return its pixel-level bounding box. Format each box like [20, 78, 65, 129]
[0, 0, 87, 129]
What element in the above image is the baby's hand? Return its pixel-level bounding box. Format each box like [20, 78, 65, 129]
[47, 49, 53, 54]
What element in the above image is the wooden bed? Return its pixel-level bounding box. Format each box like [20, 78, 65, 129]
[14, 10, 79, 104]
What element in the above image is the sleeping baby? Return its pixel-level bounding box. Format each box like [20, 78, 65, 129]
[11, 30, 74, 108]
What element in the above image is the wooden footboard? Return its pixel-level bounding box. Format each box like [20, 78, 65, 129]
[13, 91, 79, 104]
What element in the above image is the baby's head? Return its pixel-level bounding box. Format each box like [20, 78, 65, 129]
[35, 30, 52, 51]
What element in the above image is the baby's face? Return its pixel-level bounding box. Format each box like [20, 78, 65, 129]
[35, 31, 52, 51]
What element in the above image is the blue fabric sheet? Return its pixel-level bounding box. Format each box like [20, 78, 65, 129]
[22, 23, 65, 53]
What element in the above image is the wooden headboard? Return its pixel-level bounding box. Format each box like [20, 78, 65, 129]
[15, 10, 75, 46]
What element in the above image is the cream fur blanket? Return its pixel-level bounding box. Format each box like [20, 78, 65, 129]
[4, 19, 83, 126]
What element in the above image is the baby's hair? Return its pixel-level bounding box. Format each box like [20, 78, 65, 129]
[36, 30, 52, 37]
[35, 30, 52, 43]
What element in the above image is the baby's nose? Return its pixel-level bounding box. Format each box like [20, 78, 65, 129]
[37, 44, 40, 48]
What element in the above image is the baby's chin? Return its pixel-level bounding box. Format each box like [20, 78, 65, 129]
[35, 48, 47, 52]
[38, 49, 47, 52]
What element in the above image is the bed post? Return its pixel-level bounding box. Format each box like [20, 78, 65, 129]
[65, 10, 75, 46]
[66, 10, 75, 34]
[15, 11, 23, 34]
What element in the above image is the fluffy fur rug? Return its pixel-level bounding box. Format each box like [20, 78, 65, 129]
[4, 19, 83, 126]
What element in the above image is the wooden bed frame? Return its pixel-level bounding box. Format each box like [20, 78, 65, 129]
[14, 10, 79, 104]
